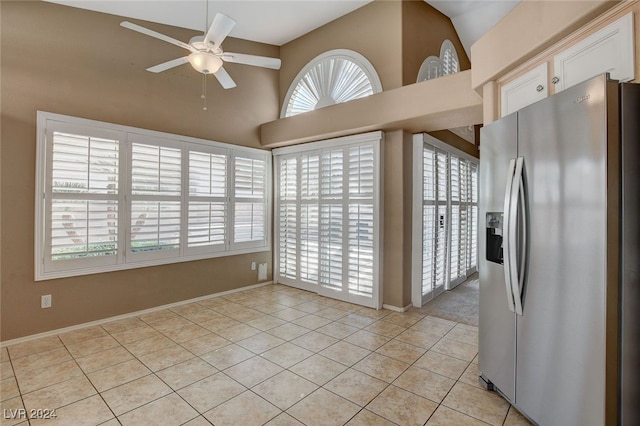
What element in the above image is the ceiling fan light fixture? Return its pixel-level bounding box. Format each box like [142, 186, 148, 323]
[188, 52, 222, 74]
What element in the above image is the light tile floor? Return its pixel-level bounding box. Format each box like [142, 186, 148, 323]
[0, 284, 532, 426]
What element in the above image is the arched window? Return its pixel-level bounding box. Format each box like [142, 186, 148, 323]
[281, 49, 383, 118]
[416, 39, 460, 82]
[417, 56, 442, 82]
[440, 39, 459, 76]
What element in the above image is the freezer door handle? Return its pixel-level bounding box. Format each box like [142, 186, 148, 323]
[509, 157, 527, 316]
[502, 159, 516, 313]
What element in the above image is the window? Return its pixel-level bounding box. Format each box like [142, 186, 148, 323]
[411, 134, 478, 307]
[282, 49, 383, 118]
[417, 39, 460, 82]
[273, 132, 382, 309]
[36, 112, 270, 280]
[440, 39, 460, 76]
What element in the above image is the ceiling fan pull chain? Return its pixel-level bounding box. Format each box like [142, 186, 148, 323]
[202, 73, 208, 111]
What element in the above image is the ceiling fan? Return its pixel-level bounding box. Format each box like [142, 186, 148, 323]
[120, 12, 281, 90]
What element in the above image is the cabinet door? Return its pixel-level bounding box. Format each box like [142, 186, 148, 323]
[553, 12, 634, 92]
[500, 63, 548, 117]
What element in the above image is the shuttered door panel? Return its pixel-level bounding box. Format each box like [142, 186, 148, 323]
[279, 203, 297, 280]
[435, 151, 449, 292]
[187, 150, 227, 254]
[300, 154, 320, 284]
[347, 145, 375, 301]
[300, 204, 319, 283]
[449, 156, 461, 284]
[435, 204, 448, 290]
[348, 203, 373, 298]
[422, 205, 436, 297]
[458, 158, 469, 281]
[320, 203, 343, 293]
[420, 146, 438, 303]
[278, 156, 297, 280]
[273, 133, 380, 308]
[469, 164, 479, 271]
[319, 148, 344, 295]
[47, 130, 120, 271]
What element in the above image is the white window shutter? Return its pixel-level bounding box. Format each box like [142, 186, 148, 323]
[187, 150, 227, 252]
[273, 132, 381, 308]
[48, 131, 120, 268]
[278, 157, 298, 280]
[36, 112, 271, 280]
[319, 149, 344, 292]
[233, 156, 266, 246]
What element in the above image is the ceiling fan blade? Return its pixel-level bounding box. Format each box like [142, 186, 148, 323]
[146, 57, 189, 73]
[121, 21, 194, 52]
[221, 52, 281, 70]
[213, 67, 237, 89]
[203, 13, 236, 48]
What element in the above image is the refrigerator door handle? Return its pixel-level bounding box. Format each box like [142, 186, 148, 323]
[502, 158, 516, 313]
[509, 157, 526, 315]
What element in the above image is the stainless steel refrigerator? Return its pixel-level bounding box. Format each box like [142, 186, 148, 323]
[478, 74, 639, 425]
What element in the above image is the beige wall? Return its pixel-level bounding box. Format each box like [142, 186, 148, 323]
[382, 130, 411, 308]
[401, 0, 470, 86]
[1, 1, 280, 340]
[279, 0, 469, 110]
[471, 0, 617, 92]
[274, 0, 478, 308]
[279, 0, 403, 108]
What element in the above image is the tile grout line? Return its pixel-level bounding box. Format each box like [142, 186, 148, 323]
[3, 284, 492, 426]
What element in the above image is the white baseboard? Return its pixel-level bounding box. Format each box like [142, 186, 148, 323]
[1, 281, 273, 348]
[382, 303, 412, 313]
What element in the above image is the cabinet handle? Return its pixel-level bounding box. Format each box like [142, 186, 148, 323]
[552, 76, 560, 84]
[536, 85, 544, 92]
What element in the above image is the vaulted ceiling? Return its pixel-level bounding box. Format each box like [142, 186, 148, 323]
[45, 0, 520, 56]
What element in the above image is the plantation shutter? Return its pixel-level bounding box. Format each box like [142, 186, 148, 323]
[278, 157, 298, 280]
[419, 145, 449, 303]
[347, 144, 374, 298]
[273, 132, 381, 308]
[469, 163, 479, 272]
[319, 149, 344, 293]
[45, 127, 121, 273]
[36, 112, 271, 280]
[435, 150, 449, 291]
[186, 149, 228, 254]
[129, 138, 181, 261]
[232, 154, 267, 248]
[300, 154, 320, 283]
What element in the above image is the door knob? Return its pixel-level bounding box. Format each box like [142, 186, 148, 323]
[536, 85, 544, 92]
[552, 76, 560, 84]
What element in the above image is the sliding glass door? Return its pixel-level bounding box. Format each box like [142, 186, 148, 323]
[412, 134, 478, 307]
[273, 132, 382, 309]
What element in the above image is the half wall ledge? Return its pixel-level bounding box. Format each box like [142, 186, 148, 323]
[260, 70, 482, 149]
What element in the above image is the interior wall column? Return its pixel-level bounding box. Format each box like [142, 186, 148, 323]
[382, 129, 413, 310]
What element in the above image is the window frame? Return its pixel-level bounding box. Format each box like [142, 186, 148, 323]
[35, 111, 271, 281]
[281, 49, 383, 118]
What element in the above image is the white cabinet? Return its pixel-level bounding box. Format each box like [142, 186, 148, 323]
[553, 12, 634, 92]
[500, 63, 548, 117]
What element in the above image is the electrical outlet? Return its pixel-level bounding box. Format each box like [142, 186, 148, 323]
[41, 294, 52, 309]
[251, 261, 257, 271]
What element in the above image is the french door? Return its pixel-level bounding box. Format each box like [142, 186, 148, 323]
[273, 132, 382, 309]
[412, 134, 478, 307]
